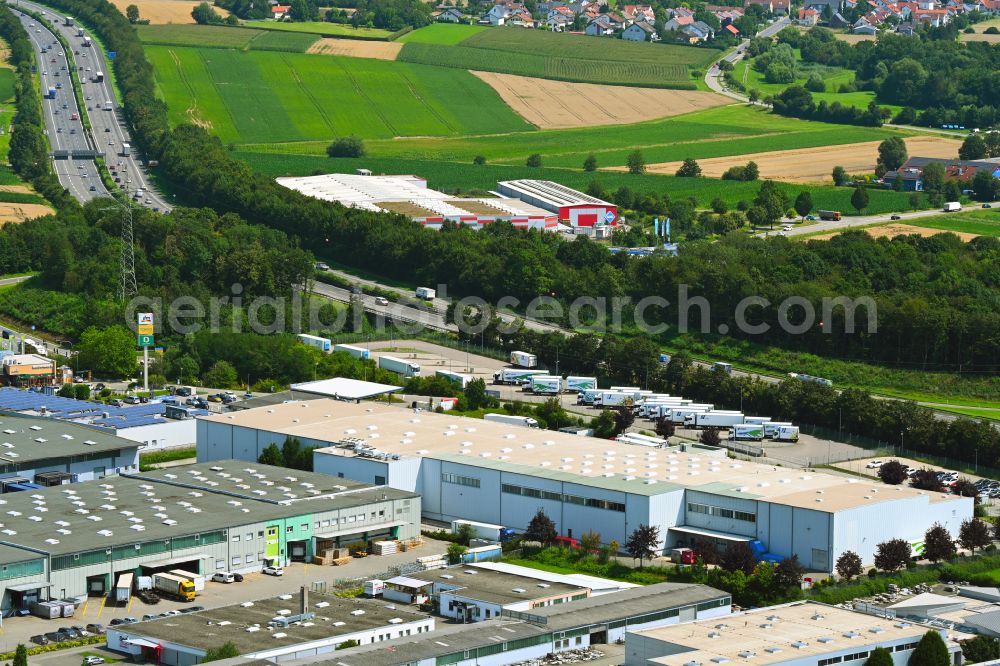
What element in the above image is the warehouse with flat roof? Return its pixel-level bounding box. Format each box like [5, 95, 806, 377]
[496, 179, 618, 227]
[198, 401, 972, 572]
[0, 461, 419, 612]
[624, 601, 962, 666]
[0, 411, 140, 484]
[276, 173, 558, 232]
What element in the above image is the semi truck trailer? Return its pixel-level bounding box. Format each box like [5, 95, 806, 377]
[436, 369, 471, 389]
[564, 376, 597, 392]
[688, 411, 745, 428]
[484, 413, 538, 428]
[152, 573, 196, 601]
[510, 351, 537, 368]
[114, 572, 133, 604]
[493, 368, 546, 385]
[378, 355, 421, 378]
[451, 519, 516, 542]
[333, 343, 369, 360]
[733, 424, 765, 441]
[297, 333, 331, 352]
[530, 375, 562, 395]
[763, 422, 794, 438]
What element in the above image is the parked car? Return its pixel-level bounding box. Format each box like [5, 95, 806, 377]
[60, 627, 80, 639]
[232, 573, 244, 582]
[212, 571, 235, 583]
[86, 623, 105, 634]
[263, 566, 284, 577]
[83, 657, 105, 665]
[141, 614, 158, 621]
[30, 635, 49, 646]
[865, 460, 883, 469]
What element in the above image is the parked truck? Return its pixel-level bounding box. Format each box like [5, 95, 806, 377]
[689, 411, 745, 428]
[333, 343, 369, 360]
[436, 369, 471, 389]
[169, 569, 205, 592]
[774, 425, 800, 442]
[594, 391, 632, 408]
[665, 405, 712, 424]
[763, 421, 794, 438]
[152, 573, 196, 601]
[493, 368, 546, 385]
[509, 351, 537, 368]
[944, 201, 961, 212]
[113, 572, 133, 604]
[452, 519, 516, 542]
[415, 286, 436, 300]
[484, 413, 538, 428]
[297, 333, 331, 352]
[564, 376, 597, 392]
[733, 424, 765, 441]
[379, 355, 420, 378]
[530, 375, 562, 395]
[576, 388, 603, 405]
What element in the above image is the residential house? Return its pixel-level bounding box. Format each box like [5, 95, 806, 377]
[547, 13, 573, 29]
[895, 19, 918, 33]
[668, 6, 696, 18]
[622, 19, 659, 39]
[707, 5, 744, 25]
[853, 20, 880, 32]
[508, 7, 536, 26]
[681, 19, 714, 40]
[547, 5, 574, 19]
[664, 14, 694, 30]
[585, 15, 615, 34]
[797, 7, 820, 23]
[271, 4, 290, 18]
[883, 157, 1000, 191]
[744, 0, 775, 12]
[622, 4, 656, 23]
[485, 4, 510, 24]
[723, 22, 741, 35]
[975, 0, 1000, 13]
[829, 11, 852, 26]
[911, 7, 951, 24]
[436, 7, 466, 22]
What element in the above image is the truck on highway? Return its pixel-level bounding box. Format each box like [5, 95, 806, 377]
[818, 210, 842, 221]
[493, 368, 546, 385]
[64, 15, 74, 25]
[944, 201, 961, 212]
[93, 71, 103, 82]
[378, 355, 420, 378]
[296, 333, 331, 352]
[452, 519, 516, 542]
[788, 373, 832, 387]
[530, 375, 562, 395]
[733, 424, 765, 441]
[113, 572, 133, 604]
[510, 351, 537, 368]
[47, 87, 56, 99]
[77, 27, 84, 36]
[712, 362, 733, 375]
[688, 411, 745, 428]
[82, 36, 91, 47]
[152, 573, 195, 601]
[120, 142, 130, 156]
[333, 343, 369, 360]
[436, 369, 471, 389]
[103, 100, 112, 111]
[415, 286, 435, 300]
[484, 413, 538, 428]
[564, 376, 597, 392]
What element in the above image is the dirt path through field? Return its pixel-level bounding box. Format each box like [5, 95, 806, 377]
[631, 136, 963, 182]
[109, 0, 230, 24]
[306, 39, 402, 59]
[471, 71, 729, 129]
[0, 203, 55, 225]
[809, 223, 979, 242]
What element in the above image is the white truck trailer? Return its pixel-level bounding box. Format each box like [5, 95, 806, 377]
[763, 421, 794, 438]
[415, 286, 436, 300]
[594, 391, 632, 407]
[774, 425, 800, 442]
[436, 369, 472, 389]
[744, 416, 772, 426]
[333, 343, 370, 360]
[510, 351, 537, 368]
[493, 368, 546, 385]
[170, 569, 205, 592]
[297, 333, 331, 352]
[665, 405, 711, 423]
[114, 572, 133, 604]
[484, 413, 538, 428]
[944, 202, 961, 212]
[379, 355, 421, 378]
[577, 388, 603, 405]
[565, 376, 597, 392]
[451, 520, 516, 542]
[733, 424, 765, 441]
[530, 375, 562, 395]
[689, 411, 745, 428]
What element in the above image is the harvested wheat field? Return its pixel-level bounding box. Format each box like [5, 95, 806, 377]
[833, 33, 876, 43]
[810, 223, 978, 242]
[0, 203, 55, 225]
[306, 38, 402, 60]
[961, 32, 1000, 43]
[637, 136, 962, 183]
[109, 0, 230, 24]
[472, 71, 728, 129]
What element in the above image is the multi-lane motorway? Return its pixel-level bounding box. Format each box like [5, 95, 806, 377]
[11, 1, 169, 210]
[14, 9, 107, 201]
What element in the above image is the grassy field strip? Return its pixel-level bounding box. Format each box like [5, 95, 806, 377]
[146, 45, 531, 143]
[242, 20, 391, 38]
[397, 24, 486, 45]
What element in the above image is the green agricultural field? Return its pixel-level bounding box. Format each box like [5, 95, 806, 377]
[244, 105, 903, 169]
[397, 24, 486, 45]
[243, 20, 391, 38]
[397, 28, 714, 88]
[0, 69, 14, 102]
[137, 24, 317, 52]
[146, 46, 531, 143]
[234, 152, 921, 215]
[904, 209, 1000, 237]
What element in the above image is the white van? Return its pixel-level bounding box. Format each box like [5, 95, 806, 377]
[211, 572, 235, 584]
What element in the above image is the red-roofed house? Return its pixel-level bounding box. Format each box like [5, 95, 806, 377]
[797, 7, 820, 23]
[665, 14, 694, 30]
[271, 4, 291, 18]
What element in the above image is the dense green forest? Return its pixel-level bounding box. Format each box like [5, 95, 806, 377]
[786, 27, 1000, 128]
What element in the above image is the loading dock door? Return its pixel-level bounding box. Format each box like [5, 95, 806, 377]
[87, 574, 109, 597]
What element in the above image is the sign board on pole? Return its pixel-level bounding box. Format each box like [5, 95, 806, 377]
[137, 334, 154, 347]
[137, 312, 154, 335]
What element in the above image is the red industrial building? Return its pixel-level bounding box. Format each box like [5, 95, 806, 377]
[496, 180, 618, 228]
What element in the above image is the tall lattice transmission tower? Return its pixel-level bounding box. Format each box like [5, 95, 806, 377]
[103, 172, 137, 302]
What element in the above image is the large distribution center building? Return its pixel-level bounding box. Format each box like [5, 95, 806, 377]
[496, 179, 618, 228]
[276, 173, 558, 232]
[0, 461, 420, 612]
[198, 401, 972, 572]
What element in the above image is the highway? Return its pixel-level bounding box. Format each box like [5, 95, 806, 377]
[14, 1, 170, 211]
[13, 8, 108, 202]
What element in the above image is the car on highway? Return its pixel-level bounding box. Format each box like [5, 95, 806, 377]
[984, 203, 993, 208]
[890, 215, 901, 220]
[89, 185, 97, 191]
[263, 566, 284, 576]
[375, 296, 389, 306]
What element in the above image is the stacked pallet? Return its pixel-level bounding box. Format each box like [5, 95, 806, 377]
[399, 537, 423, 552]
[373, 540, 398, 556]
[417, 553, 447, 570]
[311, 547, 352, 565]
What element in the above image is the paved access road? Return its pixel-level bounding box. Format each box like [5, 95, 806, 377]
[777, 203, 1000, 237]
[16, 1, 171, 211]
[705, 16, 790, 98]
[12, 8, 108, 202]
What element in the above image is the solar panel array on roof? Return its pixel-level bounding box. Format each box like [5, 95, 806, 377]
[0, 387, 201, 431]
